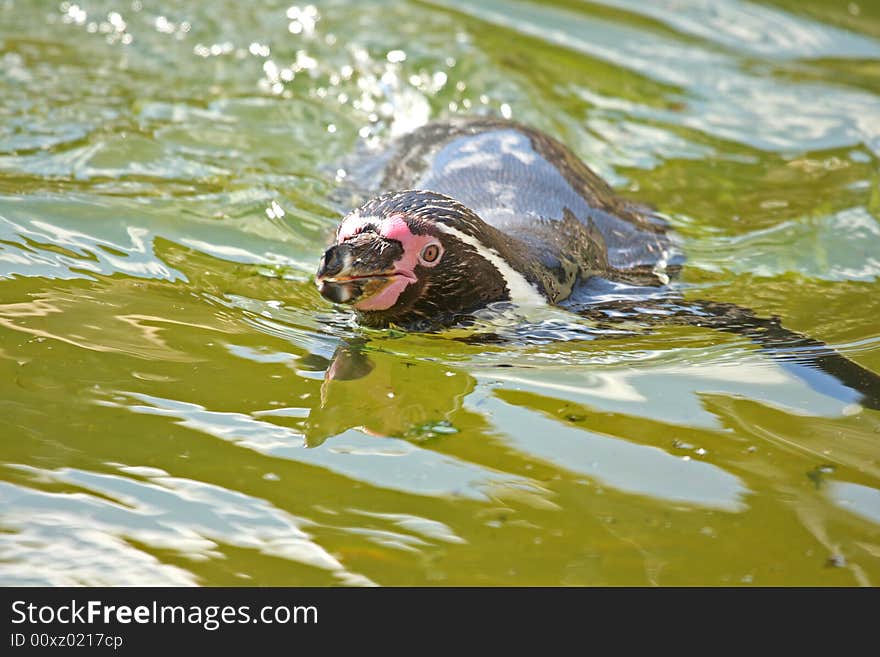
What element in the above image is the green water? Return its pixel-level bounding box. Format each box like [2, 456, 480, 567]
[1, 0, 879, 586]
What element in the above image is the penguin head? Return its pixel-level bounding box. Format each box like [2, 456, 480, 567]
[316, 190, 514, 328]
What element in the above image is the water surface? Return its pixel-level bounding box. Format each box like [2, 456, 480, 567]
[1, 0, 879, 585]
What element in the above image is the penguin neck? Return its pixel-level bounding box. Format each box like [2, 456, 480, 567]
[435, 215, 555, 305]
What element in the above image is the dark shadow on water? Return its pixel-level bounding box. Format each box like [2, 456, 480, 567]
[315, 293, 880, 416]
[570, 298, 880, 411]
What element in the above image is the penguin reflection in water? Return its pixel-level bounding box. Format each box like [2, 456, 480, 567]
[315, 118, 880, 411]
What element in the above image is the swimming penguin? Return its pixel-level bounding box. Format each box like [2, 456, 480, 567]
[315, 117, 880, 410]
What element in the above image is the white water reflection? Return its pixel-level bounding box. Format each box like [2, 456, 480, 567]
[594, 0, 880, 59]
[431, 0, 880, 155]
[0, 192, 320, 284]
[102, 391, 546, 502]
[476, 346, 856, 428]
[828, 481, 880, 526]
[0, 485, 197, 586]
[583, 116, 715, 170]
[469, 388, 748, 511]
[0, 202, 185, 282]
[690, 206, 880, 282]
[0, 465, 374, 586]
[349, 510, 466, 544]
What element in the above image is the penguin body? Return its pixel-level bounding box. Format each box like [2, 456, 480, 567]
[313, 118, 880, 410]
[317, 118, 680, 328]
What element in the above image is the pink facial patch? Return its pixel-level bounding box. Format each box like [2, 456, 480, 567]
[336, 212, 443, 311]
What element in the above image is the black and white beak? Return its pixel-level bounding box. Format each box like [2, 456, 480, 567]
[315, 233, 404, 305]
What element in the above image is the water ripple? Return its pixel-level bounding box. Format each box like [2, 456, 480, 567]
[430, 0, 880, 154]
[690, 206, 880, 281]
[593, 0, 880, 59]
[470, 388, 749, 511]
[101, 391, 548, 503]
[0, 465, 374, 586]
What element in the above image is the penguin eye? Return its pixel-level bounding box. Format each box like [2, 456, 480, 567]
[420, 243, 441, 263]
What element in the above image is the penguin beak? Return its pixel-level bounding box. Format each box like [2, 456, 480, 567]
[315, 234, 408, 305]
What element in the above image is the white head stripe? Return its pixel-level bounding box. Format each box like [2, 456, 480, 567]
[434, 223, 546, 307]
